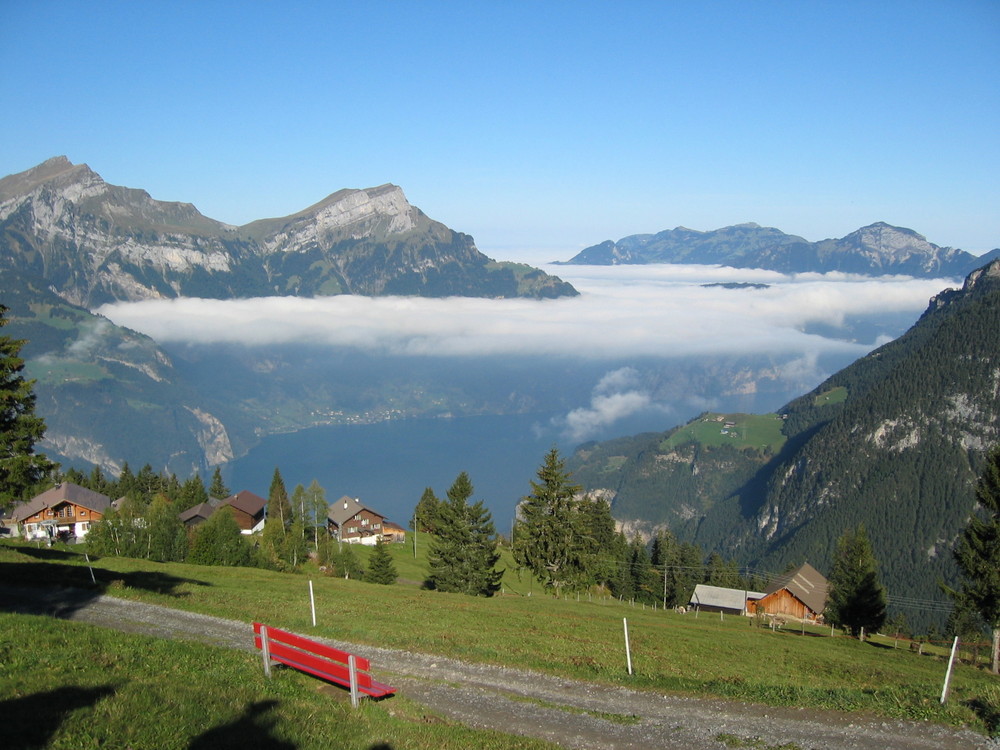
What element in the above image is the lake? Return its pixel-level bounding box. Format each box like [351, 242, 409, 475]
[226, 412, 572, 533]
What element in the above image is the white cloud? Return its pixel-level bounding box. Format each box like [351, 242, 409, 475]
[95, 265, 955, 361]
[554, 365, 679, 442]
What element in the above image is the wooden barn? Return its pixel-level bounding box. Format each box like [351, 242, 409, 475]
[219, 490, 267, 534]
[756, 562, 829, 622]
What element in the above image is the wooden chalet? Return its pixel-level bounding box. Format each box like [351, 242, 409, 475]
[10, 483, 112, 542]
[327, 496, 391, 545]
[219, 490, 267, 534]
[381, 520, 407, 543]
[755, 562, 829, 622]
[689, 584, 765, 615]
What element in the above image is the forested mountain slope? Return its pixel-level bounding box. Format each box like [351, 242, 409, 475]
[568, 259, 1000, 625]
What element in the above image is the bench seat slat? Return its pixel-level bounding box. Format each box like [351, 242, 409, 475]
[253, 622, 370, 671]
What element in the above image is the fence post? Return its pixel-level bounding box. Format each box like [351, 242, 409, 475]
[623, 618, 633, 675]
[309, 580, 316, 627]
[940, 636, 960, 704]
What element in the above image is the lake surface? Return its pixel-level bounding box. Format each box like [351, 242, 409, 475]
[226, 412, 571, 532]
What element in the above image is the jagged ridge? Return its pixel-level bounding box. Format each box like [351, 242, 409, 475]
[0, 157, 577, 306]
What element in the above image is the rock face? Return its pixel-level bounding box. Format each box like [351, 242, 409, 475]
[0, 157, 577, 306]
[565, 220, 992, 278]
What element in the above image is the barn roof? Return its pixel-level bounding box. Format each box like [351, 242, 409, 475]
[764, 562, 829, 615]
[689, 584, 765, 611]
[179, 502, 216, 525]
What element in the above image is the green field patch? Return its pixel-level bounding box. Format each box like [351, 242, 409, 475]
[662, 413, 786, 452]
[25, 359, 109, 384]
[814, 386, 848, 407]
[27, 303, 78, 330]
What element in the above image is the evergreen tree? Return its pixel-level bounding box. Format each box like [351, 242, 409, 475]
[208, 467, 229, 499]
[512, 447, 586, 592]
[953, 445, 1000, 672]
[427, 472, 503, 597]
[188, 506, 252, 566]
[413, 487, 442, 533]
[0, 304, 56, 507]
[179, 474, 209, 512]
[366, 538, 398, 585]
[117, 463, 138, 501]
[268, 467, 292, 529]
[145, 494, 187, 562]
[135, 464, 162, 502]
[626, 535, 657, 603]
[825, 526, 888, 638]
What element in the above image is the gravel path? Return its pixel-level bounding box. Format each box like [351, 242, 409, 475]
[1, 584, 992, 750]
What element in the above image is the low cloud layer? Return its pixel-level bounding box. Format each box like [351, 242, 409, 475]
[98, 265, 953, 361]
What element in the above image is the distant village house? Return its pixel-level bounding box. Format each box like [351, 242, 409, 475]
[327, 495, 403, 545]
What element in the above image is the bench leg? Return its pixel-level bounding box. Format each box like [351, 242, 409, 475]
[348, 654, 359, 708]
[260, 625, 272, 678]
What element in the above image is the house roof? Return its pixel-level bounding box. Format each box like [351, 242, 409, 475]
[764, 562, 829, 615]
[327, 495, 387, 528]
[689, 584, 765, 611]
[179, 502, 216, 524]
[221, 490, 267, 517]
[11, 483, 112, 522]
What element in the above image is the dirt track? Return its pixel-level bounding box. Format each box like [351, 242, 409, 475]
[0, 584, 993, 750]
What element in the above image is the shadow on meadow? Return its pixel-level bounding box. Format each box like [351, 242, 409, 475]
[0, 684, 117, 749]
[188, 700, 295, 750]
[0, 544, 209, 620]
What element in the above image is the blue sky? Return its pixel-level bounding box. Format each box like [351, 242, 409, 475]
[2, 1, 997, 262]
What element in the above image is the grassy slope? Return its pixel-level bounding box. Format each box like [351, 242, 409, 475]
[2, 541, 998, 741]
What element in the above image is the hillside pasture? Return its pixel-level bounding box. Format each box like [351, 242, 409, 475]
[661, 413, 786, 453]
[1, 540, 998, 738]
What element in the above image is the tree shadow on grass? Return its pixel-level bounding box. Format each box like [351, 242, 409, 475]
[0, 554, 210, 621]
[188, 700, 296, 750]
[0, 684, 116, 750]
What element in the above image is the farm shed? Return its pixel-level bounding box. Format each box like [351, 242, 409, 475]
[689, 584, 765, 615]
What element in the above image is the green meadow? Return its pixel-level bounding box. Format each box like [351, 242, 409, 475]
[2, 539, 998, 747]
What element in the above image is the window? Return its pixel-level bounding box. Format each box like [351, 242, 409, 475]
[361, 518, 369, 526]
[374, 523, 381, 530]
[80, 510, 88, 516]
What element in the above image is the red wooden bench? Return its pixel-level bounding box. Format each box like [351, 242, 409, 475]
[253, 622, 395, 707]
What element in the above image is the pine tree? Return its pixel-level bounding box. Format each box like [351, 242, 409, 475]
[825, 526, 888, 639]
[208, 467, 229, 499]
[512, 447, 586, 592]
[413, 487, 442, 533]
[367, 538, 398, 585]
[427, 472, 503, 597]
[179, 474, 209, 512]
[268, 467, 292, 529]
[0, 304, 56, 508]
[953, 445, 1000, 672]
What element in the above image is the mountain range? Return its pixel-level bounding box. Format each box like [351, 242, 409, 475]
[0, 157, 577, 307]
[564, 221, 999, 277]
[567, 258, 1000, 628]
